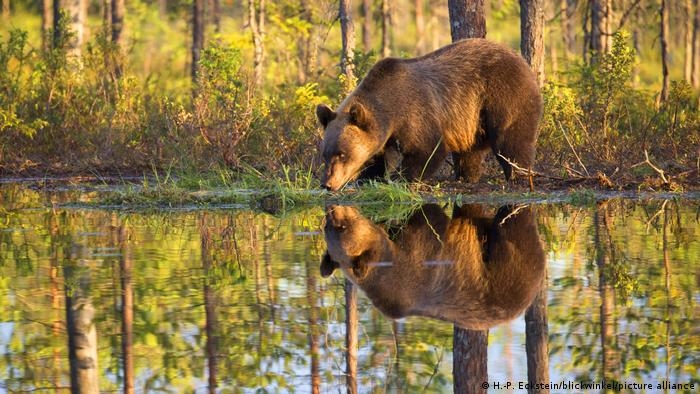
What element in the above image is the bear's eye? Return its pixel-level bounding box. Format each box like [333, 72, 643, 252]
[337, 152, 346, 161]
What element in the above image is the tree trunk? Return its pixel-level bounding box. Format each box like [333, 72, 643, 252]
[345, 280, 358, 394]
[211, 0, 221, 33]
[525, 273, 549, 394]
[339, 0, 356, 91]
[65, 244, 100, 394]
[686, 0, 694, 82]
[448, 0, 486, 40]
[306, 258, 321, 394]
[103, 0, 111, 35]
[589, 0, 607, 62]
[248, 0, 265, 89]
[415, 0, 426, 54]
[561, 0, 576, 58]
[200, 215, 219, 394]
[660, 0, 670, 103]
[42, 0, 52, 52]
[158, 0, 166, 17]
[520, 0, 545, 86]
[111, 0, 124, 46]
[2, 0, 8, 20]
[381, 0, 392, 57]
[192, 0, 205, 83]
[595, 202, 619, 381]
[58, 0, 87, 57]
[453, 327, 488, 394]
[297, 0, 314, 84]
[361, 0, 371, 52]
[119, 224, 134, 394]
[53, 0, 61, 49]
[691, 0, 700, 89]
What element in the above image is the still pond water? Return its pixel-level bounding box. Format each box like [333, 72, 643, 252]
[0, 183, 698, 393]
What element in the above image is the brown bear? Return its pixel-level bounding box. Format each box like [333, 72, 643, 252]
[320, 203, 546, 329]
[316, 38, 543, 191]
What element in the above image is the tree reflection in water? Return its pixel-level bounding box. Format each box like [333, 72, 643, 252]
[0, 185, 697, 392]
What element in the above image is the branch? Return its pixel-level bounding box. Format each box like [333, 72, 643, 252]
[632, 150, 669, 184]
[499, 204, 528, 226]
[557, 120, 590, 176]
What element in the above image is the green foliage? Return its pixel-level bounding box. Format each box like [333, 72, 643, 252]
[576, 31, 635, 139]
[191, 43, 255, 167]
[540, 30, 698, 181]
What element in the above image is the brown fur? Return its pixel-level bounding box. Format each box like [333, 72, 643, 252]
[317, 38, 543, 191]
[321, 204, 546, 329]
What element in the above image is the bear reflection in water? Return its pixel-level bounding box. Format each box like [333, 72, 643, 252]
[321, 204, 546, 330]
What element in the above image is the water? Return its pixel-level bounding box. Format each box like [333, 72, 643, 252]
[0, 184, 698, 393]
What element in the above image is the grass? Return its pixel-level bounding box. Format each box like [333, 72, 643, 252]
[90, 166, 694, 211]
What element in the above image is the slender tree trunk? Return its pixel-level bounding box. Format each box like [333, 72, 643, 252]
[691, 0, 700, 90]
[595, 202, 618, 381]
[686, 0, 694, 82]
[306, 259, 320, 394]
[297, 0, 314, 84]
[103, 0, 111, 35]
[53, 0, 61, 49]
[59, 0, 87, 57]
[119, 224, 134, 394]
[211, 0, 221, 33]
[448, 0, 486, 40]
[248, 0, 265, 89]
[415, 0, 426, 54]
[42, 0, 52, 52]
[192, 0, 205, 83]
[361, 0, 371, 53]
[603, 0, 612, 53]
[561, 0, 576, 58]
[339, 0, 356, 91]
[381, 0, 392, 57]
[65, 244, 100, 393]
[111, 0, 124, 46]
[2, 0, 8, 20]
[589, 0, 607, 62]
[200, 215, 219, 394]
[453, 327, 488, 393]
[660, 0, 670, 103]
[520, 0, 545, 86]
[345, 280, 358, 394]
[158, 0, 166, 17]
[525, 272, 549, 394]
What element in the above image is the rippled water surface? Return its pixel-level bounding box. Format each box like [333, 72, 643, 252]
[0, 184, 698, 392]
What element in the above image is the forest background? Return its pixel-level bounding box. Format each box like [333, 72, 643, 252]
[0, 0, 699, 191]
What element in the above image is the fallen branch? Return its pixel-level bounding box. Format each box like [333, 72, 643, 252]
[632, 150, 669, 184]
[497, 153, 564, 180]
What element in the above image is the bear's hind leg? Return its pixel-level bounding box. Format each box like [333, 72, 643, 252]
[454, 148, 489, 182]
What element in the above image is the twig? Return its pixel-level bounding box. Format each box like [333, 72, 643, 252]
[499, 204, 528, 226]
[557, 120, 590, 176]
[497, 153, 535, 177]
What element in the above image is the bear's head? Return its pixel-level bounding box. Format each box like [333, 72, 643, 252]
[320, 205, 392, 280]
[316, 101, 383, 191]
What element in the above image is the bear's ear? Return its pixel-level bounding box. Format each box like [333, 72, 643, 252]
[316, 104, 336, 128]
[320, 251, 339, 277]
[348, 102, 371, 130]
